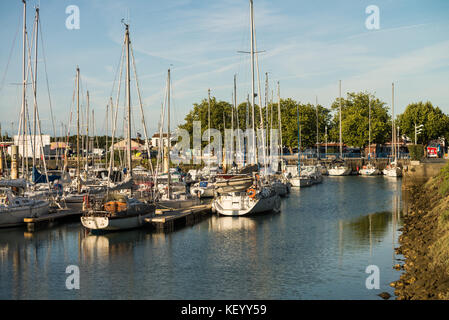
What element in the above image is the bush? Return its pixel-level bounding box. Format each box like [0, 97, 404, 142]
[408, 144, 424, 161]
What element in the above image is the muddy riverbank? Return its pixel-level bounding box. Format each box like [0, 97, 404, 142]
[393, 163, 449, 299]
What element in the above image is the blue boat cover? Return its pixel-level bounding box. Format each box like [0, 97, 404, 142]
[32, 166, 61, 184]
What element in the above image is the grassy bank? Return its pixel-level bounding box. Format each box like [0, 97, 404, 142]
[393, 162, 449, 299]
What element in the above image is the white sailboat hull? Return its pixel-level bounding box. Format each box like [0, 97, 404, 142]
[212, 193, 280, 216]
[81, 211, 153, 231]
[359, 168, 380, 176]
[328, 167, 352, 176]
[383, 167, 402, 177]
[290, 177, 312, 187]
[0, 201, 50, 228]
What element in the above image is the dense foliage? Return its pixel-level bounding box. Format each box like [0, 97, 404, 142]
[408, 144, 424, 161]
[328, 92, 391, 148]
[397, 101, 449, 144]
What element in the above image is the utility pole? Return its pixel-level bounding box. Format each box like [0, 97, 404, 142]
[415, 123, 424, 145]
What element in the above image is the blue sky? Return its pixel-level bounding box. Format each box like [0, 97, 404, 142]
[0, 0, 448, 137]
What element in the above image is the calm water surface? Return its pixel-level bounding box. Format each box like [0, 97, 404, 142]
[0, 176, 403, 299]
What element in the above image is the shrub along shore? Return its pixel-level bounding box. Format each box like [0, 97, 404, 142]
[392, 163, 449, 299]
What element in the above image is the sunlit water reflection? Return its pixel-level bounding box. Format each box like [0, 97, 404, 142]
[0, 176, 402, 299]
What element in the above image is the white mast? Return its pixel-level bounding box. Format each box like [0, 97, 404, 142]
[339, 80, 342, 158]
[392, 82, 396, 162]
[234, 75, 242, 167]
[32, 6, 39, 170]
[125, 23, 132, 177]
[368, 93, 371, 159]
[85, 90, 90, 178]
[316, 96, 319, 159]
[105, 101, 109, 168]
[20, 0, 27, 178]
[277, 81, 283, 171]
[250, 0, 256, 165]
[167, 69, 171, 199]
[208, 88, 211, 169]
[76, 67, 81, 193]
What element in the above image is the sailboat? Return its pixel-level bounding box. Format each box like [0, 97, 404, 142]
[81, 22, 155, 232]
[0, 179, 50, 228]
[288, 104, 314, 187]
[383, 83, 402, 177]
[328, 80, 351, 176]
[154, 69, 200, 209]
[0, 2, 51, 227]
[359, 94, 380, 176]
[212, 0, 280, 215]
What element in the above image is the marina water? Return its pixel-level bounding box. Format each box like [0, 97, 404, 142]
[0, 176, 402, 299]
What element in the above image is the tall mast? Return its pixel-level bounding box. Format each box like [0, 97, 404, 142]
[325, 125, 328, 156]
[233, 75, 237, 161]
[208, 88, 211, 169]
[167, 69, 171, 199]
[265, 72, 269, 154]
[392, 82, 396, 162]
[316, 96, 319, 159]
[105, 101, 109, 168]
[339, 80, 342, 158]
[270, 89, 273, 157]
[21, 0, 27, 178]
[32, 6, 39, 170]
[76, 67, 80, 193]
[208, 88, 211, 147]
[250, 0, 256, 165]
[296, 104, 300, 175]
[368, 94, 371, 159]
[85, 90, 90, 178]
[234, 75, 241, 166]
[277, 82, 283, 170]
[125, 23, 132, 176]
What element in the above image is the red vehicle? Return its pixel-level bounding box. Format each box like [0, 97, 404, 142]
[427, 146, 439, 158]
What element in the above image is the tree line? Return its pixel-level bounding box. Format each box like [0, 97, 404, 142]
[178, 92, 449, 150]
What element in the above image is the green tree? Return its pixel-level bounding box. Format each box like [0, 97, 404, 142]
[178, 96, 331, 151]
[178, 97, 235, 146]
[329, 92, 391, 148]
[397, 101, 449, 144]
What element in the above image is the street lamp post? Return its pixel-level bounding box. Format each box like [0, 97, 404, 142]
[415, 123, 424, 145]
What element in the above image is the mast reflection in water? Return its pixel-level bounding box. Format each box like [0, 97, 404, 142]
[0, 177, 403, 299]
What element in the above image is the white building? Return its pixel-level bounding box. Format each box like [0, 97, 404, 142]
[9, 135, 50, 158]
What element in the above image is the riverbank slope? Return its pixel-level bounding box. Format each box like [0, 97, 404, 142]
[393, 162, 449, 299]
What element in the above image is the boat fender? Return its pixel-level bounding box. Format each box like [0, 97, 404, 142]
[83, 195, 89, 210]
[247, 188, 256, 199]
